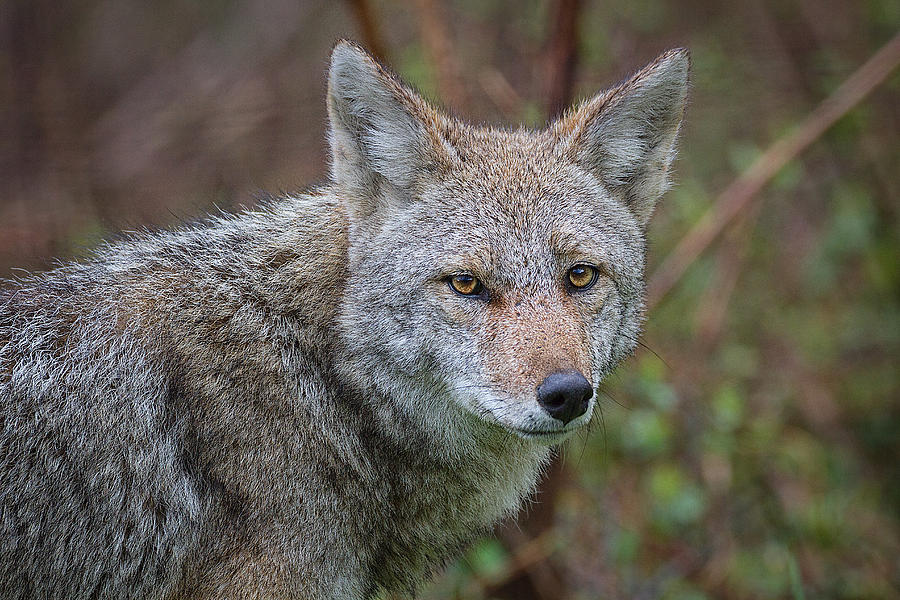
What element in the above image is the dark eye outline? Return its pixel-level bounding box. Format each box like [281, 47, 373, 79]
[566, 264, 599, 292]
[447, 273, 487, 299]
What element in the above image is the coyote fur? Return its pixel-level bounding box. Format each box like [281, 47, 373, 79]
[0, 41, 689, 598]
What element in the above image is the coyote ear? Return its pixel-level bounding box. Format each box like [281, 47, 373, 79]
[327, 41, 453, 214]
[555, 49, 689, 226]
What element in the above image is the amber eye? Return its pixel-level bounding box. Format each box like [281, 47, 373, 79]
[567, 264, 598, 290]
[449, 274, 484, 297]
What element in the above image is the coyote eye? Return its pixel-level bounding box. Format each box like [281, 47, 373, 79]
[448, 274, 484, 297]
[567, 264, 598, 290]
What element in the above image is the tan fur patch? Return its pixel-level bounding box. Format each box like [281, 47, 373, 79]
[480, 293, 591, 397]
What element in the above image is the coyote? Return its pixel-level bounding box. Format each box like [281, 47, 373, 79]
[0, 41, 688, 598]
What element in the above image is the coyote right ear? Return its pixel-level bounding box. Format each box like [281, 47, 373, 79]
[554, 49, 689, 226]
[327, 41, 456, 218]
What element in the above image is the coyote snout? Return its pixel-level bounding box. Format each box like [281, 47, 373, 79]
[536, 370, 593, 424]
[468, 284, 597, 437]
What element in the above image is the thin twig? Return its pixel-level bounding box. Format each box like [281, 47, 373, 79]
[479, 68, 525, 119]
[647, 30, 900, 309]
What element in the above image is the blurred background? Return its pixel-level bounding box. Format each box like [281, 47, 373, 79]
[1, 1, 898, 598]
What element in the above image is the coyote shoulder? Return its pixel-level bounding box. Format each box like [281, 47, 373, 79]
[0, 41, 689, 599]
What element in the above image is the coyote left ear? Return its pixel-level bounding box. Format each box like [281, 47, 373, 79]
[555, 49, 689, 226]
[327, 41, 456, 218]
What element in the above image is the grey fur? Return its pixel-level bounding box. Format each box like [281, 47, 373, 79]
[0, 41, 688, 599]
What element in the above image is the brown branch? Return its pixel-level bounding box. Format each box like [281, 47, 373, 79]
[413, 0, 469, 111]
[544, 0, 582, 119]
[344, 0, 387, 62]
[647, 30, 900, 309]
[493, 3, 585, 598]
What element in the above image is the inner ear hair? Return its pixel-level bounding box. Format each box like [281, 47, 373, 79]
[326, 41, 458, 203]
[553, 48, 690, 225]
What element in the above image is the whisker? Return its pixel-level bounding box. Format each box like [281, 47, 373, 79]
[598, 385, 629, 411]
[637, 338, 668, 368]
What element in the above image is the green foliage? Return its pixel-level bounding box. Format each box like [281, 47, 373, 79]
[466, 539, 509, 580]
[645, 463, 707, 533]
[621, 408, 673, 458]
[397, 43, 439, 100]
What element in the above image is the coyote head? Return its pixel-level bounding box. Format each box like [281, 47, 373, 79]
[329, 41, 688, 444]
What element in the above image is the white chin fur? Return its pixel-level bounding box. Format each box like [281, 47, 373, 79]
[450, 380, 594, 443]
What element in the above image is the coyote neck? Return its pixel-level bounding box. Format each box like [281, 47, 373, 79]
[326, 352, 550, 592]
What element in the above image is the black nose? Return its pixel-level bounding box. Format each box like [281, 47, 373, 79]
[536, 371, 593, 425]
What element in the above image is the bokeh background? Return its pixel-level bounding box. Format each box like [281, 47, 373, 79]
[1, 1, 898, 598]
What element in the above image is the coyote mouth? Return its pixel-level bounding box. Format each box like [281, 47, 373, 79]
[508, 426, 576, 442]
